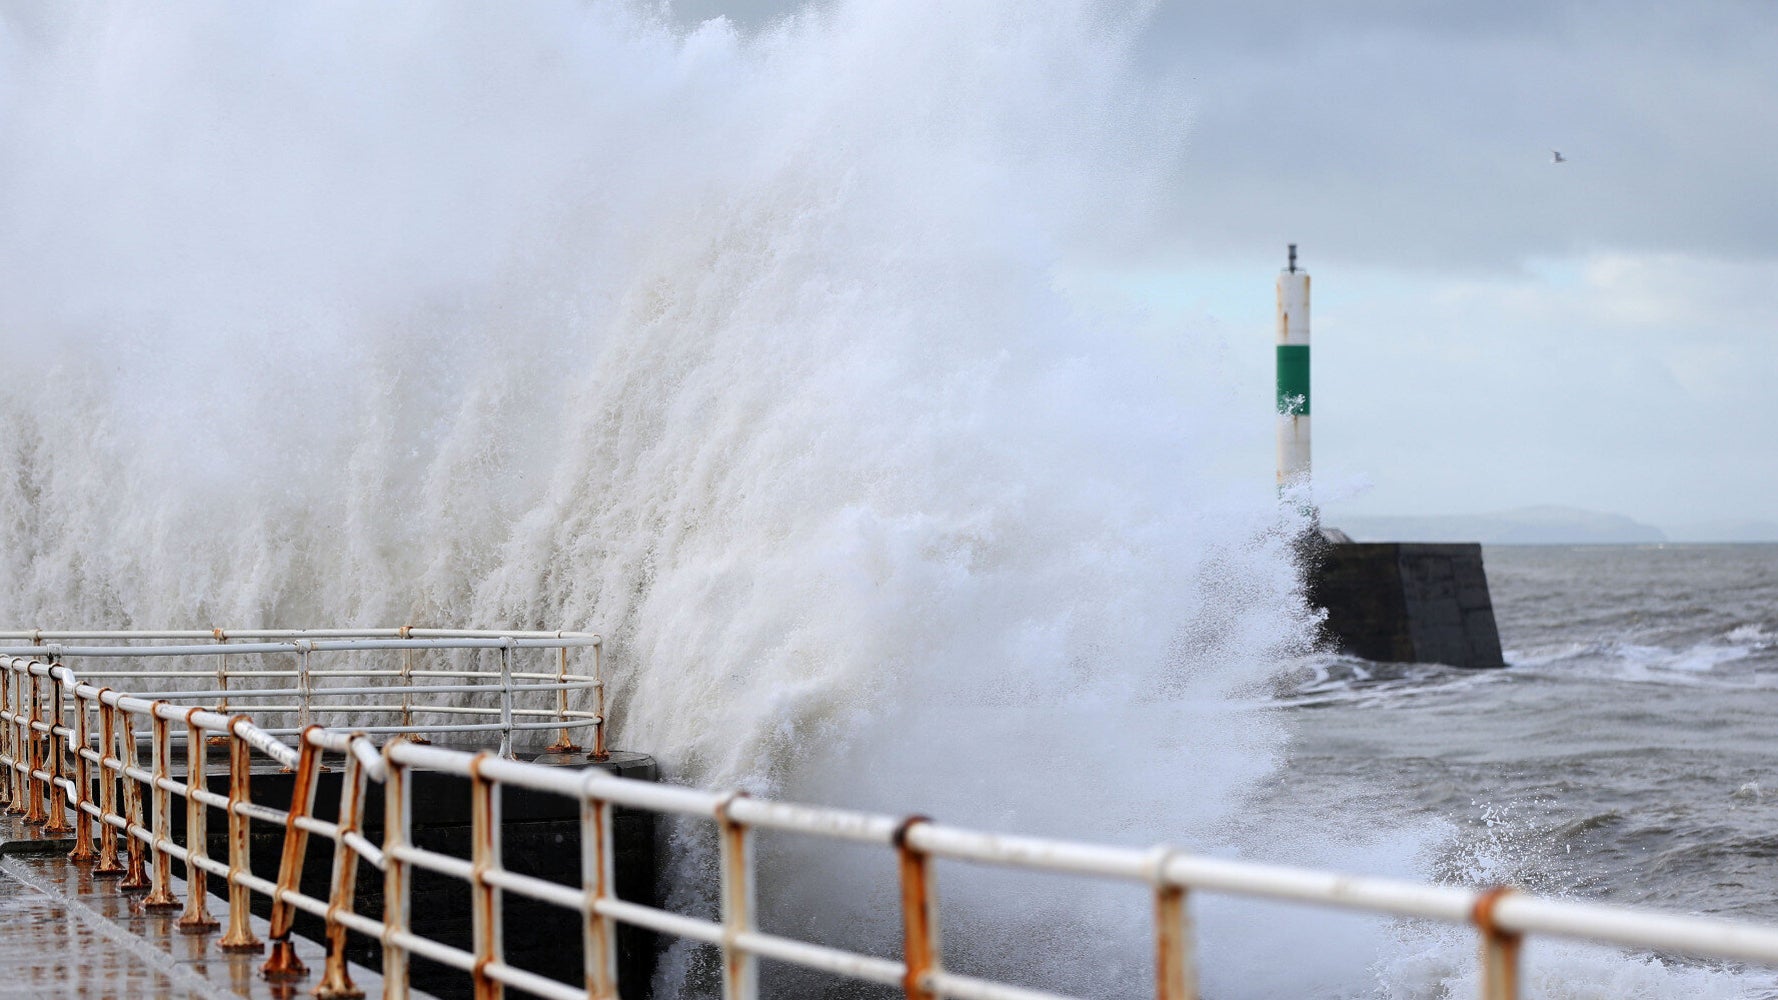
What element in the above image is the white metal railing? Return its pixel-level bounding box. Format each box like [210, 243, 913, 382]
[3, 638, 1778, 1000]
[0, 628, 606, 758]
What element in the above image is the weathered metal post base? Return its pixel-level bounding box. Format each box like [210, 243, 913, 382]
[118, 864, 151, 892]
[259, 939, 308, 980]
[313, 969, 364, 1000]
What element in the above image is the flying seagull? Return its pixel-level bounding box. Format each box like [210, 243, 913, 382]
[1551, 150, 1566, 164]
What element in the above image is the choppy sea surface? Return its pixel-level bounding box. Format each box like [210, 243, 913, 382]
[1254, 543, 1778, 992]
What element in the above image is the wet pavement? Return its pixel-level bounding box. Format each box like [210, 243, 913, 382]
[0, 813, 410, 999]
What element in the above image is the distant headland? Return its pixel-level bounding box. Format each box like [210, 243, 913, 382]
[1327, 505, 1778, 545]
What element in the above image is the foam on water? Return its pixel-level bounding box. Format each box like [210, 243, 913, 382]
[1505, 621, 1776, 687]
[0, 4, 1767, 997]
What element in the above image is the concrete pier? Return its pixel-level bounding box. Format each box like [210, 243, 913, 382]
[0, 817, 420, 999]
[1307, 541, 1506, 668]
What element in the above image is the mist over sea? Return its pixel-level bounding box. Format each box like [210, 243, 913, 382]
[2, 3, 1774, 997]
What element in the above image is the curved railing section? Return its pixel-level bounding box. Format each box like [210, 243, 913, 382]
[1, 633, 1777, 1000]
[0, 628, 606, 758]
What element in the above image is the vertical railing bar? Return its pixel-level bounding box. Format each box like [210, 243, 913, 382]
[118, 706, 150, 892]
[5, 659, 22, 815]
[93, 690, 125, 877]
[214, 628, 230, 720]
[42, 660, 72, 835]
[176, 710, 219, 933]
[716, 794, 758, 1000]
[261, 728, 323, 980]
[23, 670, 46, 826]
[555, 644, 571, 750]
[381, 744, 412, 998]
[13, 661, 29, 816]
[297, 644, 313, 731]
[590, 641, 608, 762]
[9, 659, 26, 815]
[469, 753, 505, 1000]
[142, 708, 181, 911]
[545, 639, 578, 755]
[397, 625, 421, 743]
[315, 735, 368, 999]
[218, 715, 263, 952]
[581, 787, 618, 1000]
[0, 661, 15, 813]
[66, 678, 97, 862]
[1475, 887, 1521, 1000]
[895, 817, 941, 1000]
[399, 630, 413, 730]
[1149, 848, 1196, 1000]
[497, 642, 515, 760]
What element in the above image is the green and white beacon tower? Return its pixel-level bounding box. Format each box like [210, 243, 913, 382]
[1275, 244, 1311, 497]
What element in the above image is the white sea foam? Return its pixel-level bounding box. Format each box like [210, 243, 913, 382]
[1507, 633, 1768, 686]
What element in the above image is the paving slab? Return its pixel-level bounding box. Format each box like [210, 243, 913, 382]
[0, 812, 425, 999]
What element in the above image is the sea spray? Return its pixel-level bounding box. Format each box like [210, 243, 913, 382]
[0, 6, 1300, 788]
[0, 2, 1329, 993]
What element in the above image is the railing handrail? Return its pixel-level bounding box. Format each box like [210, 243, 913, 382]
[0, 625, 607, 759]
[2, 640, 1776, 1000]
[0, 628, 600, 642]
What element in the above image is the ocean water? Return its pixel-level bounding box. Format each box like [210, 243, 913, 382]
[1, 3, 1772, 997]
[1257, 543, 1778, 998]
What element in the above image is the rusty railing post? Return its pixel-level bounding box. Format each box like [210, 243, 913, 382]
[1475, 887, 1521, 1000]
[497, 641, 515, 761]
[23, 669, 47, 826]
[10, 659, 30, 816]
[210, 629, 231, 745]
[142, 708, 182, 911]
[398, 627, 413, 733]
[41, 662, 73, 835]
[119, 706, 150, 891]
[469, 752, 504, 1000]
[590, 641, 608, 762]
[214, 628, 229, 714]
[176, 710, 219, 933]
[93, 691, 125, 876]
[1149, 848, 1197, 1000]
[381, 744, 412, 997]
[297, 643, 313, 731]
[894, 816, 940, 1000]
[315, 736, 368, 1000]
[261, 727, 324, 981]
[219, 716, 263, 952]
[0, 659, 14, 812]
[716, 793, 757, 1000]
[9, 660, 29, 816]
[66, 680, 97, 863]
[544, 640, 579, 755]
[581, 784, 618, 999]
[396, 626, 430, 746]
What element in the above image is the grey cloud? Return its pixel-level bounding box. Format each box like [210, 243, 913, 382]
[1143, 0, 1778, 269]
[673, 1, 1778, 270]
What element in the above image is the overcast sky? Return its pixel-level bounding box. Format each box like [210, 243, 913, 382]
[676, 0, 1778, 534]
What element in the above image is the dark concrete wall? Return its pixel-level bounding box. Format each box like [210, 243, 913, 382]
[1306, 542, 1505, 668]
